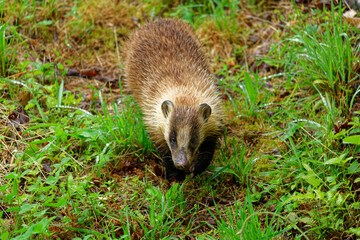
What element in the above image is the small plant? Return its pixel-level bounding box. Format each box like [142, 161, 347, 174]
[0, 23, 21, 77]
[98, 91, 154, 157]
[342, 115, 360, 146]
[214, 136, 256, 186]
[208, 191, 293, 239]
[278, 2, 360, 112]
[240, 72, 266, 117]
[222, 70, 269, 118]
[171, 0, 241, 42]
[134, 183, 188, 239]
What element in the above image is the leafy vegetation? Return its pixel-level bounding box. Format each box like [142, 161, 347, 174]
[1, 0, 360, 239]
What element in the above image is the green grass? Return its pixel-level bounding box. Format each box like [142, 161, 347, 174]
[0, 22, 21, 77]
[2, 0, 360, 239]
[172, 0, 240, 29]
[268, 1, 360, 113]
[171, 0, 243, 44]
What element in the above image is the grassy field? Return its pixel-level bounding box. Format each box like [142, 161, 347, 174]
[1, 0, 360, 239]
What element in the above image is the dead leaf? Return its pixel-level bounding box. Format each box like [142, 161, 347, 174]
[42, 161, 53, 173]
[7, 107, 30, 131]
[79, 69, 100, 77]
[343, 9, 357, 18]
[334, 118, 353, 133]
[315, 0, 333, 10]
[227, 60, 236, 68]
[205, 217, 217, 227]
[252, 61, 273, 73]
[202, 197, 232, 206]
[66, 68, 80, 77]
[18, 91, 32, 106]
[86, 93, 95, 101]
[153, 164, 163, 177]
[96, 76, 120, 89]
[343, 10, 360, 29]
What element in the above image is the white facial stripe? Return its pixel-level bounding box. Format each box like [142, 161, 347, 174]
[176, 125, 191, 147]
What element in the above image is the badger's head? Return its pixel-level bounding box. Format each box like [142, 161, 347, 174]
[161, 100, 211, 172]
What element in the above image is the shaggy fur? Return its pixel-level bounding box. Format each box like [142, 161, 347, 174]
[124, 19, 223, 180]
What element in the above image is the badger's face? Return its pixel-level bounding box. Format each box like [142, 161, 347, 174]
[161, 100, 211, 172]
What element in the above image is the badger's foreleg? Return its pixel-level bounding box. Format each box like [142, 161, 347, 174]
[192, 136, 217, 176]
[162, 153, 186, 181]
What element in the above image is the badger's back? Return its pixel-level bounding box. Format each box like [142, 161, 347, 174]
[124, 19, 223, 151]
[125, 19, 214, 99]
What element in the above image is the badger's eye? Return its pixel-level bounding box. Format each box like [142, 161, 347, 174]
[189, 135, 199, 151]
[169, 131, 177, 149]
[189, 141, 197, 151]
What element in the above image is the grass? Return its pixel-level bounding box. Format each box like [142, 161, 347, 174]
[0, 22, 21, 78]
[268, 1, 360, 114]
[208, 191, 293, 239]
[2, 0, 360, 239]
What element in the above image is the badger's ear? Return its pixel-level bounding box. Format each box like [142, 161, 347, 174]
[161, 100, 174, 118]
[198, 103, 211, 122]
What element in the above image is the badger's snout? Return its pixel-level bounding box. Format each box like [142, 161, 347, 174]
[174, 148, 190, 170]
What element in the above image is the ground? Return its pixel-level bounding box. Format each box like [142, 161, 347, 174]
[1, 0, 360, 239]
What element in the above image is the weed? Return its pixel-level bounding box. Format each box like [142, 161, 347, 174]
[221, 69, 270, 118]
[171, 0, 242, 43]
[278, 2, 360, 112]
[134, 183, 188, 239]
[214, 136, 256, 186]
[208, 191, 292, 239]
[0, 23, 20, 77]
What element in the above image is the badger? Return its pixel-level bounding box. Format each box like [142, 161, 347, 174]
[124, 19, 223, 181]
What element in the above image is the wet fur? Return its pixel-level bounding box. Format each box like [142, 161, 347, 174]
[124, 19, 223, 180]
